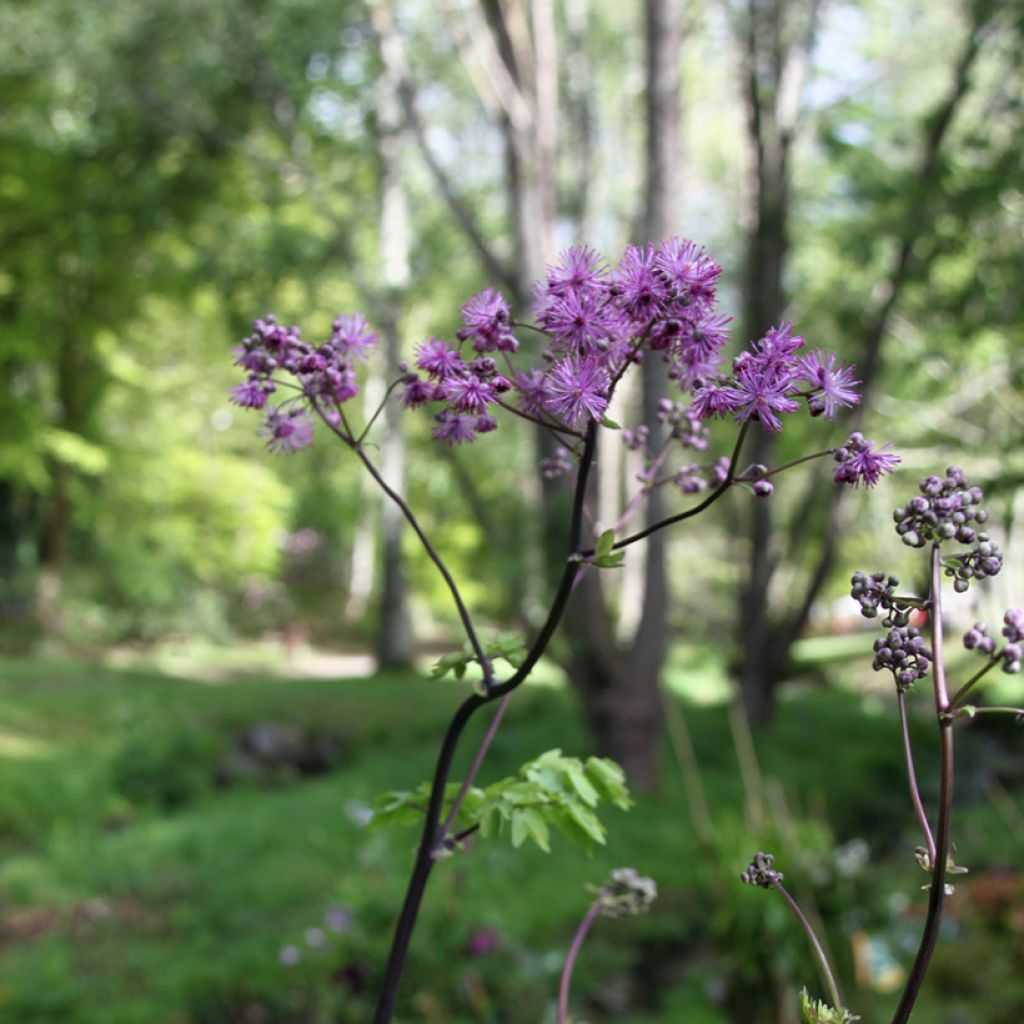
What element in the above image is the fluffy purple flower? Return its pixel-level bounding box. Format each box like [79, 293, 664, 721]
[542, 245, 607, 298]
[331, 313, 378, 361]
[543, 354, 610, 429]
[690, 381, 741, 420]
[514, 369, 549, 417]
[797, 350, 860, 418]
[722, 364, 800, 433]
[260, 407, 314, 453]
[432, 411, 478, 444]
[459, 289, 517, 352]
[441, 374, 496, 415]
[539, 289, 617, 354]
[416, 338, 465, 379]
[229, 379, 272, 409]
[833, 433, 900, 487]
[613, 244, 669, 324]
[654, 238, 721, 305]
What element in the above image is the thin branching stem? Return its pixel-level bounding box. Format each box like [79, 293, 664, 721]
[602, 421, 750, 552]
[772, 878, 845, 1012]
[898, 688, 936, 865]
[371, 424, 598, 1024]
[948, 655, 1000, 710]
[558, 900, 602, 1024]
[890, 544, 955, 1024]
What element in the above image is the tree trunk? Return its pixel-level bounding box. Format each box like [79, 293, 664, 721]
[372, 7, 414, 669]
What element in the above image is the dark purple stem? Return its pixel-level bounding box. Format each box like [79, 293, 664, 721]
[897, 688, 936, 866]
[589, 421, 750, 554]
[772, 878, 845, 1012]
[371, 424, 598, 1024]
[890, 544, 954, 1024]
[317, 409, 494, 687]
[558, 900, 602, 1024]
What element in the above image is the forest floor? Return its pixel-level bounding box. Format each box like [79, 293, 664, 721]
[0, 652, 1020, 1023]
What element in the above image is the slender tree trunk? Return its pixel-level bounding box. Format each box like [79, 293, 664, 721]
[373, 7, 413, 668]
[561, 0, 682, 789]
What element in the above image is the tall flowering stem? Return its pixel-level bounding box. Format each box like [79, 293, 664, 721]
[371, 424, 599, 1024]
[557, 900, 602, 1024]
[889, 544, 955, 1024]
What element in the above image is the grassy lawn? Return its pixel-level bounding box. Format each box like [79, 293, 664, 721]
[0, 654, 1020, 1023]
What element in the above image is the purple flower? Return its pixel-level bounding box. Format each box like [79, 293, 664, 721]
[542, 245, 607, 298]
[459, 289, 517, 352]
[654, 238, 721, 305]
[833, 433, 900, 487]
[514, 369, 549, 417]
[797, 350, 860, 419]
[259, 407, 314, 453]
[613, 244, 669, 324]
[441, 374, 496, 415]
[229, 379, 272, 409]
[722, 363, 800, 433]
[539, 289, 617, 354]
[690, 381, 741, 420]
[325, 906, 354, 933]
[432, 411, 478, 444]
[543, 354, 610, 429]
[331, 313, 378, 361]
[400, 376, 436, 408]
[416, 338, 465, 379]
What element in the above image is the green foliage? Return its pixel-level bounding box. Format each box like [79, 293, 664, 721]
[799, 989, 860, 1024]
[429, 633, 527, 681]
[109, 718, 221, 811]
[371, 749, 632, 853]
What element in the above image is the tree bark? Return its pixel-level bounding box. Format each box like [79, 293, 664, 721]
[372, 6, 414, 669]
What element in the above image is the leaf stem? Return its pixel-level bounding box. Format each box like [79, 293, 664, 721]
[947, 655, 1000, 710]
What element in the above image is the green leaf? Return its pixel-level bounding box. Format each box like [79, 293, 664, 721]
[520, 807, 551, 852]
[595, 529, 616, 558]
[566, 763, 599, 806]
[600, 415, 621, 429]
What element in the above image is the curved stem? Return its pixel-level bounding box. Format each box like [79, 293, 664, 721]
[772, 879, 845, 1012]
[558, 900, 602, 1024]
[898, 688, 936, 866]
[493, 396, 583, 439]
[357, 377, 407, 444]
[735, 447, 833, 481]
[317, 409, 493, 685]
[372, 425, 598, 1024]
[948, 655, 1000, 710]
[890, 544, 955, 1024]
[440, 692, 512, 836]
[602, 421, 750, 553]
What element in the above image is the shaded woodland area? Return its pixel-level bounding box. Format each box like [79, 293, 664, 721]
[1, 1, 1023, 1021]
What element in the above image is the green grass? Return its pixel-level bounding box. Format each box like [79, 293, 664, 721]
[0, 654, 1020, 1023]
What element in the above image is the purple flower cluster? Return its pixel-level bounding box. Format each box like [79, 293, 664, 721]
[873, 624, 931, 691]
[964, 611, 1024, 674]
[231, 314, 379, 452]
[833, 433, 900, 488]
[230, 238, 877, 467]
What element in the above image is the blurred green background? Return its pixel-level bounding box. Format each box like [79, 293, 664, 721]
[1, 0, 1023, 1021]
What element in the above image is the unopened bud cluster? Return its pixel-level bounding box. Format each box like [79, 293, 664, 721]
[965, 610, 1024, 674]
[597, 867, 658, 918]
[741, 851, 782, 889]
[873, 625, 930, 691]
[850, 571, 912, 627]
